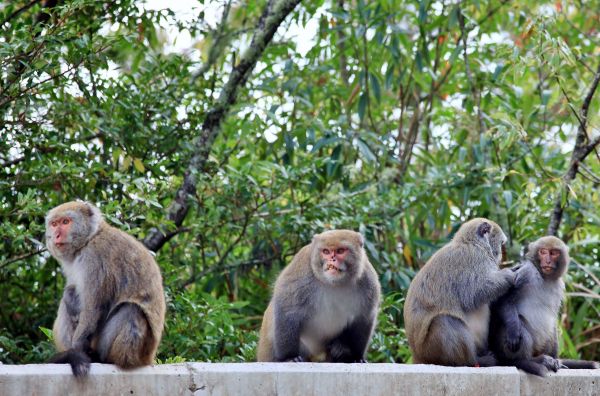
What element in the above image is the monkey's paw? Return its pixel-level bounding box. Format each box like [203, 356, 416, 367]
[287, 356, 305, 363]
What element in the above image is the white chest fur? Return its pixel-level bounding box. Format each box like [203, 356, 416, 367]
[61, 258, 86, 297]
[300, 284, 364, 359]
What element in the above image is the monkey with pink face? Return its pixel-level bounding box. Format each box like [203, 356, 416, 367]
[45, 201, 165, 376]
[489, 236, 599, 376]
[257, 230, 381, 362]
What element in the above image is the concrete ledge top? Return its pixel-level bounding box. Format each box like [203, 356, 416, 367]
[1, 363, 598, 396]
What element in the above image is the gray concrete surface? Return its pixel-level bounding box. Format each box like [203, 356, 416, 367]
[0, 363, 598, 396]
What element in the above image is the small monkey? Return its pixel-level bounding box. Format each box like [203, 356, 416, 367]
[403, 218, 514, 366]
[45, 201, 166, 376]
[489, 236, 599, 376]
[257, 230, 381, 362]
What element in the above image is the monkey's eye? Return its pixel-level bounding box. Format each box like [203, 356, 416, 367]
[336, 248, 346, 255]
[322, 249, 331, 255]
[550, 250, 561, 257]
[62, 218, 71, 225]
[539, 248, 549, 255]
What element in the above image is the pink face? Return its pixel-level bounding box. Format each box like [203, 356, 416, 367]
[48, 217, 73, 250]
[538, 248, 561, 275]
[321, 246, 349, 276]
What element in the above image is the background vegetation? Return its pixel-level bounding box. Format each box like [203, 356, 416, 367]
[1, 0, 599, 364]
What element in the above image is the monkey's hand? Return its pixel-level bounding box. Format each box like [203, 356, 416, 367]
[49, 349, 92, 377]
[287, 356, 305, 363]
[500, 268, 516, 286]
[513, 271, 528, 289]
[505, 325, 523, 353]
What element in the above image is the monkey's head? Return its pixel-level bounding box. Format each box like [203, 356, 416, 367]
[526, 236, 569, 280]
[454, 218, 507, 263]
[45, 201, 103, 261]
[310, 230, 365, 285]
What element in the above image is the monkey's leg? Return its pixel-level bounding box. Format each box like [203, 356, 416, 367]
[97, 303, 154, 368]
[421, 315, 478, 366]
[326, 318, 374, 363]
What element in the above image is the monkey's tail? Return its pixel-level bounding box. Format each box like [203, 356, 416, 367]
[49, 349, 92, 377]
[559, 359, 599, 369]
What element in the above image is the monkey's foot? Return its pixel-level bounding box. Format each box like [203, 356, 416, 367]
[539, 355, 560, 372]
[476, 352, 497, 367]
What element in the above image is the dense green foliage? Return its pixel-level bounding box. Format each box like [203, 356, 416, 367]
[1, 0, 599, 364]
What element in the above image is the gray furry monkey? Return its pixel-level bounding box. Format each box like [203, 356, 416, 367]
[45, 201, 166, 376]
[489, 236, 599, 376]
[257, 230, 381, 362]
[404, 218, 514, 366]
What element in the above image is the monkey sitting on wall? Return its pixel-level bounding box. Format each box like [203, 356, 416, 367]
[489, 236, 599, 376]
[45, 201, 166, 376]
[403, 218, 515, 366]
[257, 230, 381, 362]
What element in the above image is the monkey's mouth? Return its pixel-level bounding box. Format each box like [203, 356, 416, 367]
[325, 263, 344, 274]
[541, 265, 555, 273]
[55, 242, 67, 250]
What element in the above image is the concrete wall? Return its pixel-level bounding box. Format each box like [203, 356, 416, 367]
[0, 363, 598, 396]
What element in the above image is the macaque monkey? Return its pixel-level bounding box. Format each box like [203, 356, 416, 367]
[403, 218, 514, 366]
[45, 201, 166, 377]
[489, 236, 599, 376]
[257, 230, 381, 362]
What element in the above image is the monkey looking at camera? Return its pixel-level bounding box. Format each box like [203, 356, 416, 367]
[257, 230, 381, 363]
[489, 236, 599, 376]
[45, 201, 166, 377]
[403, 218, 514, 366]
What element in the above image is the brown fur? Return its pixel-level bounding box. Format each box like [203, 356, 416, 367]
[403, 218, 513, 366]
[46, 201, 165, 375]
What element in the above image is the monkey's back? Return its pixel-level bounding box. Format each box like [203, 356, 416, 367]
[84, 222, 166, 349]
[404, 241, 494, 351]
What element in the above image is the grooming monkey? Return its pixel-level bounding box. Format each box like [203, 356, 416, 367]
[45, 201, 166, 376]
[489, 236, 599, 376]
[404, 218, 514, 366]
[257, 230, 381, 362]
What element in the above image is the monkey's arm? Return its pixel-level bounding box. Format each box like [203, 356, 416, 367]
[462, 268, 514, 312]
[495, 291, 523, 353]
[272, 302, 306, 362]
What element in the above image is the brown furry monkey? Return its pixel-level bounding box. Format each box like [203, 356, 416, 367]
[45, 201, 166, 376]
[257, 230, 381, 362]
[403, 218, 514, 366]
[489, 236, 599, 376]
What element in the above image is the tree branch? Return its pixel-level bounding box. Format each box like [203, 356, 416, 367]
[143, 0, 303, 252]
[547, 60, 600, 236]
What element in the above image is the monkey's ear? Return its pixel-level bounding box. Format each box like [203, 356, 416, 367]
[476, 221, 491, 238]
[83, 203, 95, 217]
[356, 233, 364, 248]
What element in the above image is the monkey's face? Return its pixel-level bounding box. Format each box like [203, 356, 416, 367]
[48, 216, 74, 251]
[537, 248, 562, 276]
[320, 246, 349, 280]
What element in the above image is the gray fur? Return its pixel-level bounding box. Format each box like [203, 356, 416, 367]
[404, 218, 514, 366]
[257, 230, 381, 362]
[490, 236, 599, 376]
